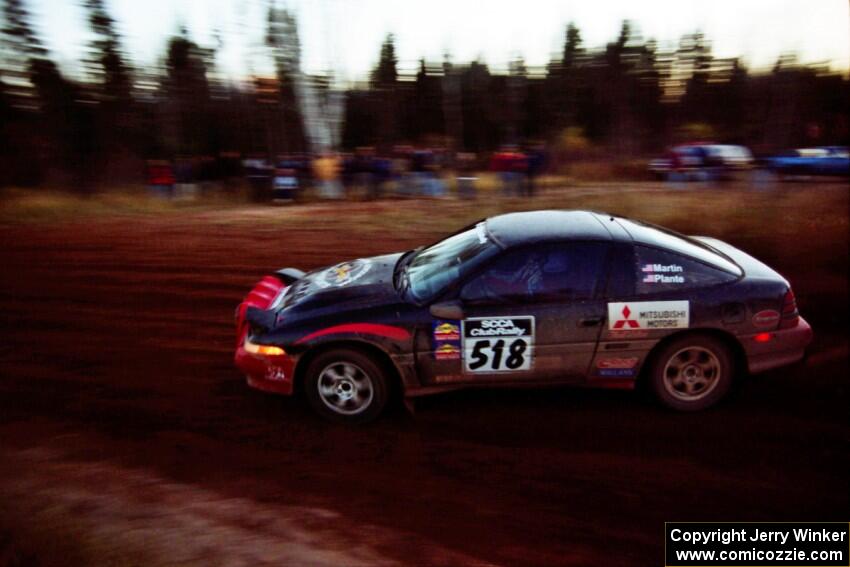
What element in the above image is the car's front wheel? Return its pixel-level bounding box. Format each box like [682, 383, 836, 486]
[304, 348, 389, 423]
[649, 334, 734, 411]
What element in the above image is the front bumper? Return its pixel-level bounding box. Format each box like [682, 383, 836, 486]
[744, 316, 813, 374]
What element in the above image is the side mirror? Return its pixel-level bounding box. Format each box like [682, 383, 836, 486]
[429, 300, 464, 320]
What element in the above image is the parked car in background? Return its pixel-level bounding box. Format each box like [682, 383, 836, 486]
[649, 144, 753, 181]
[764, 146, 850, 178]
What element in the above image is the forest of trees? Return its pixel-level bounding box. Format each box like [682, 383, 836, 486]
[1, 0, 847, 189]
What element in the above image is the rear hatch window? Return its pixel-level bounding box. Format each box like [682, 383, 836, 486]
[614, 217, 743, 276]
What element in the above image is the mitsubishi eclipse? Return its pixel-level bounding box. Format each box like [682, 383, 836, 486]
[235, 210, 812, 423]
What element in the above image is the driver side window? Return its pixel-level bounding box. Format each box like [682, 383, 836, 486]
[460, 242, 608, 303]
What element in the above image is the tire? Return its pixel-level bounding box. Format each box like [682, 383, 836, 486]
[648, 334, 734, 411]
[304, 348, 389, 423]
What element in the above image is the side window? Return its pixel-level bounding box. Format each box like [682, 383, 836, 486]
[605, 244, 636, 298]
[635, 245, 737, 294]
[461, 243, 608, 303]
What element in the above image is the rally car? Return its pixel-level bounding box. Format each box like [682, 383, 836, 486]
[235, 210, 812, 423]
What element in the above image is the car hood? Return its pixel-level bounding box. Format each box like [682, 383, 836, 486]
[279, 252, 405, 315]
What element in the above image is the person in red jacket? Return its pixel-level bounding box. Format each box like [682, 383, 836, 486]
[146, 159, 174, 198]
[490, 147, 526, 197]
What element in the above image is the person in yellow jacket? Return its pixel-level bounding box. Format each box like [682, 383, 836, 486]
[313, 152, 344, 199]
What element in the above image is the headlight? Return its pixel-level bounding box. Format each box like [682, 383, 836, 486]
[244, 338, 286, 356]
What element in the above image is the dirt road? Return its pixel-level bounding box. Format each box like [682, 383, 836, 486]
[1, 188, 847, 566]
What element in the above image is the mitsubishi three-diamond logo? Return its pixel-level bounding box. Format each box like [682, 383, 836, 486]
[612, 305, 640, 329]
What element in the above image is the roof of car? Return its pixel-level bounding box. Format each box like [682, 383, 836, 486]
[485, 210, 617, 247]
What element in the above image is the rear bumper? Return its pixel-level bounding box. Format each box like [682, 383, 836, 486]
[234, 275, 294, 394]
[744, 317, 813, 374]
[235, 345, 296, 395]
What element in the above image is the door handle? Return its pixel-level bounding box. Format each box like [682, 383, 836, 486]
[578, 317, 603, 327]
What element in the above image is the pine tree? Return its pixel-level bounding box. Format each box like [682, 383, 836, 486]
[163, 29, 213, 155]
[84, 0, 132, 103]
[1, 0, 46, 108]
[678, 31, 713, 126]
[266, 4, 304, 153]
[559, 22, 584, 129]
[1, 0, 90, 188]
[370, 34, 398, 148]
[371, 34, 398, 88]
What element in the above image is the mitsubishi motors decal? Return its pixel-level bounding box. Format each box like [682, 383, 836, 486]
[607, 301, 690, 331]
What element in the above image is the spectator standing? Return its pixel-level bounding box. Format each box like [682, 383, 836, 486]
[146, 159, 174, 198]
[491, 147, 525, 196]
[510, 149, 528, 196]
[353, 147, 376, 200]
[455, 152, 478, 199]
[392, 145, 414, 196]
[410, 148, 429, 195]
[525, 143, 548, 197]
[244, 156, 272, 202]
[174, 156, 195, 199]
[313, 151, 343, 199]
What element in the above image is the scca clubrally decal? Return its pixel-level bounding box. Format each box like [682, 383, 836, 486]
[462, 316, 534, 373]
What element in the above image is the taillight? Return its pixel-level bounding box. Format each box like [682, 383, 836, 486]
[779, 289, 799, 329]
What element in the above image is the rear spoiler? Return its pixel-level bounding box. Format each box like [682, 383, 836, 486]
[274, 267, 305, 285]
[240, 268, 303, 334]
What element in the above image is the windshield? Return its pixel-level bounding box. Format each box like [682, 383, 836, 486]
[406, 223, 498, 301]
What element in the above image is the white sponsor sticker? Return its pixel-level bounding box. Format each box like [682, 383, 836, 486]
[607, 301, 689, 330]
[641, 263, 683, 273]
[641, 263, 686, 284]
[462, 316, 534, 373]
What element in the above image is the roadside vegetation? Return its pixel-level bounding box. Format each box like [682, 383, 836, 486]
[2, 181, 846, 332]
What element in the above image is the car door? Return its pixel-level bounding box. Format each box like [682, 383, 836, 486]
[592, 242, 742, 383]
[417, 241, 610, 385]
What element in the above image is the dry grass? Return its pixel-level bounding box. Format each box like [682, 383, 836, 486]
[2, 180, 847, 329]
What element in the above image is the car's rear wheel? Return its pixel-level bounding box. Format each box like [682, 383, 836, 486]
[649, 334, 734, 411]
[304, 348, 389, 423]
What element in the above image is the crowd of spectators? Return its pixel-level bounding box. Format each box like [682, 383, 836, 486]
[145, 144, 550, 201]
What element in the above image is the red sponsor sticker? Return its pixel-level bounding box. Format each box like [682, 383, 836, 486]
[433, 322, 460, 341]
[597, 357, 639, 369]
[608, 330, 650, 339]
[435, 344, 461, 360]
[752, 309, 780, 328]
[434, 374, 464, 383]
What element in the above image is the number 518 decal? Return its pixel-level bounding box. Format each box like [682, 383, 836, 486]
[462, 316, 534, 373]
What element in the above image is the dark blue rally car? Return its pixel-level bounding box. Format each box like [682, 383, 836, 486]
[235, 211, 812, 423]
